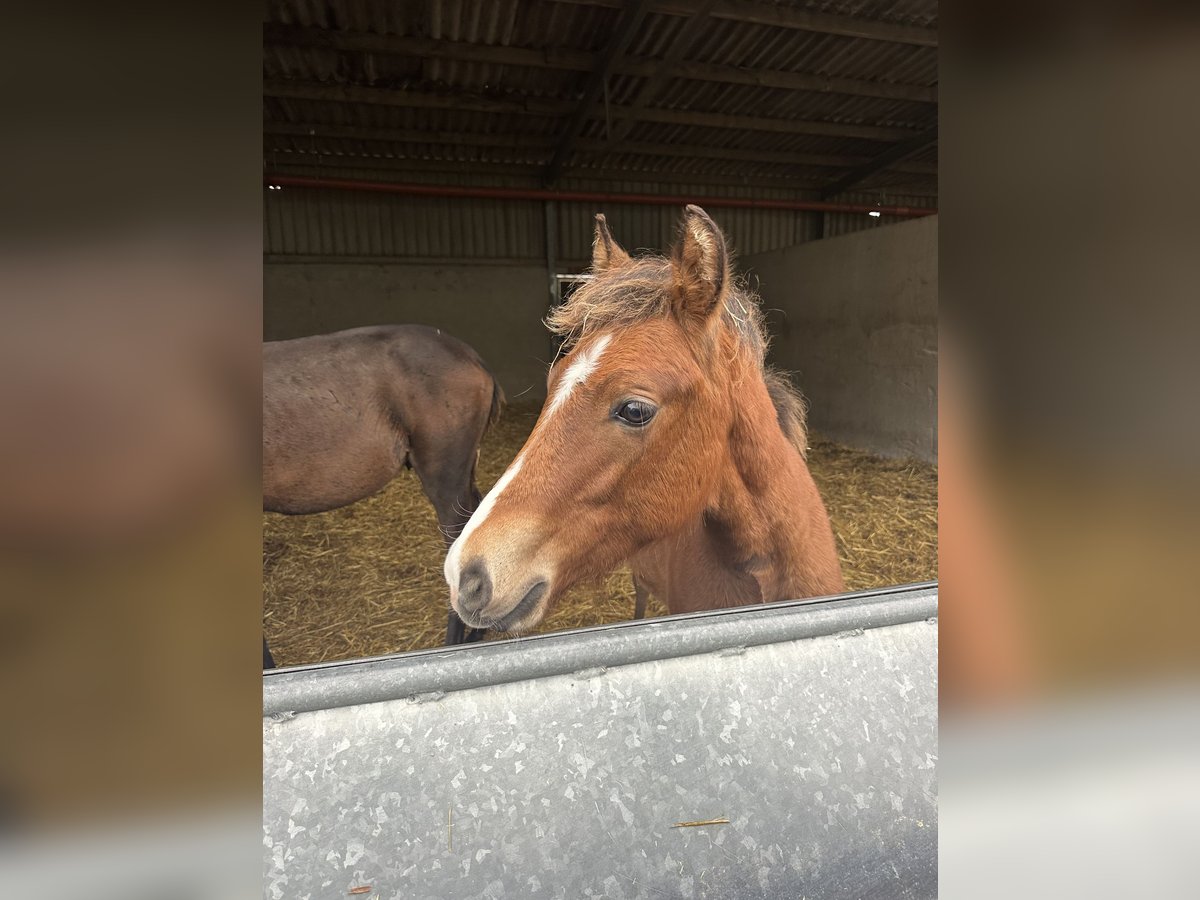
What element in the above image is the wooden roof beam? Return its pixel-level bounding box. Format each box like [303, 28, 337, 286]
[262, 148, 828, 192]
[265, 121, 551, 150]
[577, 137, 937, 175]
[264, 120, 936, 174]
[542, 0, 937, 47]
[264, 79, 922, 142]
[821, 126, 938, 199]
[264, 148, 938, 197]
[263, 24, 937, 104]
[264, 79, 572, 116]
[544, 0, 654, 185]
[607, 0, 719, 145]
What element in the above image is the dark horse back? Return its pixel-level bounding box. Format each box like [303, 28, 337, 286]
[263, 324, 499, 519]
[263, 324, 502, 650]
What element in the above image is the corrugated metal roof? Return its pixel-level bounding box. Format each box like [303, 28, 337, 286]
[264, 0, 938, 198]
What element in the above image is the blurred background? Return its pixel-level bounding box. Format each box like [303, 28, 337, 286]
[939, 1, 1200, 897]
[0, 2, 263, 898]
[0, 1, 1198, 898]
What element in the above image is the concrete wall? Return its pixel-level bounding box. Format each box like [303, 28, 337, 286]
[744, 215, 938, 461]
[264, 262, 552, 402]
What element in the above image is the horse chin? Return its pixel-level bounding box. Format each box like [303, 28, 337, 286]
[492, 579, 551, 634]
[498, 610, 546, 636]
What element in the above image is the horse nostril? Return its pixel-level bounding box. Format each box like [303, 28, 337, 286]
[457, 560, 492, 614]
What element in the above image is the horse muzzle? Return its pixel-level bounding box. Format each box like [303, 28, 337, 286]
[453, 557, 551, 633]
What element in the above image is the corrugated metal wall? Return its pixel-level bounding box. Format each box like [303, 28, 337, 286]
[264, 184, 546, 260]
[822, 190, 937, 239]
[551, 182, 822, 268]
[263, 167, 933, 264]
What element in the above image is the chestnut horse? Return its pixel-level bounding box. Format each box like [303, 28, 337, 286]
[444, 206, 843, 634]
[264, 324, 503, 653]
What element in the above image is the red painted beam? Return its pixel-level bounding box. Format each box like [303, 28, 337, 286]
[264, 174, 936, 218]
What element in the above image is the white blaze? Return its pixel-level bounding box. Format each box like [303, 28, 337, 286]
[546, 333, 611, 418]
[444, 455, 524, 593]
[444, 333, 611, 596]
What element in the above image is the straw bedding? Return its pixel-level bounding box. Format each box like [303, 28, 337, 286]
[263, 407, 937, 666]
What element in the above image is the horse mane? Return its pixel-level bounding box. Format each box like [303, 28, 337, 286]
[762, 367, 810, 459]
[547, 255, 809, 457]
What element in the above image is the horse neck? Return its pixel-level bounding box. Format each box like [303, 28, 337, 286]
[633, 337, 841, 609]
[705, 361, 827, 601]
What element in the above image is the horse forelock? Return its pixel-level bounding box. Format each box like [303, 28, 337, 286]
[548, 257, 767, 366]
[547, 256, 805, 453]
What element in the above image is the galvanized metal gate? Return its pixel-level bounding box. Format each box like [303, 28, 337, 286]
[264, 583, 937, 899]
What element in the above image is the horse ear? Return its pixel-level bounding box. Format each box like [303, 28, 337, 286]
[670, 205, 729, 324]
[591, 213, 630, 271]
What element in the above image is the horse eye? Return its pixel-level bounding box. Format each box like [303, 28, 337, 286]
[614, 399, 657, 427]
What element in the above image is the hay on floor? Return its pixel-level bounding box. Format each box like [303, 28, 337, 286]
[264, 407, 937, 666]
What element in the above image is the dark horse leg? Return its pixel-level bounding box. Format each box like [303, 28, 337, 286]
[263, 636, 276, 670]
[410, 429, 490, 646]
[446, 611, 487, 645]
[633, 575, 650, 620]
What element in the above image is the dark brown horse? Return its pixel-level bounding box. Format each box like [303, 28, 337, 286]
[264, 324, 503, 658]
[444, 207, 843, 634]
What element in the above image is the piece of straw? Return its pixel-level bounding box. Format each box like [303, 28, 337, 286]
[672, 817, 731, 828]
